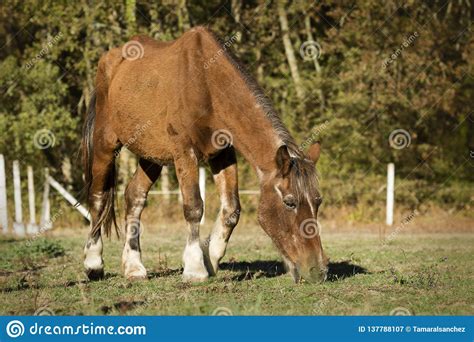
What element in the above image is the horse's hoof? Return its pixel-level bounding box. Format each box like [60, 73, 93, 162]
[86, 268, 104, 281]
[182, 271, 209, 283]
[127, 275, 147, 281]
[123, 264, 147, 281]
[125, 270, 147, 281]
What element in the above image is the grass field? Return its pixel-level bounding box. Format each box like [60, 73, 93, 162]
[0, 220, 473, 316]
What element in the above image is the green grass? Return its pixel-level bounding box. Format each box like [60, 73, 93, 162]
[0, 223, 473, 315]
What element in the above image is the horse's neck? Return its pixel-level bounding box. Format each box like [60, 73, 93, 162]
[200, 31, 289, 174]
[231, 110, 282, 173]
[209, 76, 282, 173]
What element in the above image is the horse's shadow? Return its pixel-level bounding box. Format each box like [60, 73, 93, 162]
[148, 268, 182, 279]
[220, 260, 367, 282]
[220, 260, 284, 281]
[325, 261, 368, 281]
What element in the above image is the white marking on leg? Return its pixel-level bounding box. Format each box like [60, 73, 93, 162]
[84, 235, 103, 271]
[84, 193, 104, 272]
[206, 191, 239, 275]
[188, 147, 198, 164]
[182, 223, 208, 282]
[207, 209, 230, 274]
[122, 192, 147, 279]
[122, 245, 146, 279]
[92, 192, 103, 211]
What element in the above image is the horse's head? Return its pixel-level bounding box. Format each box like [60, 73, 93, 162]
[258, 142, 328, 283]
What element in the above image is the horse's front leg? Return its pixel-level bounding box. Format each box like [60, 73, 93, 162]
[174, 148, 208, 282]
[204, 147, 241, 275]
[122, 159, 161, 280]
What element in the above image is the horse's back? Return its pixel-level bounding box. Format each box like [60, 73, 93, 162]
[93, 28, 217, 162]
[98, 28, 212, 91]
[129, 34, 172, 49]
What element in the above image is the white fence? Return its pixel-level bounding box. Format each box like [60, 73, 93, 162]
[0, 154, 262, 236]
[386, 163, 395, 226]
[0, 154, 396, 237]
[0, 154, 105, 236]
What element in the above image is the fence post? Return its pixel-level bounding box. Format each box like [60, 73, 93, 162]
[386, 163, 395, 226]
[161, 166, 170, 202]
[199, 167, 206, 224]
[40, 168, 52, 230]
[178, 186, 183, 204]
[12, 160, 25, 236]
[27, 165, 39, 234]
[0, 155, 8, 234]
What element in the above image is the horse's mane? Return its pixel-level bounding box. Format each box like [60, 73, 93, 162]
[206, 29, 320, 200]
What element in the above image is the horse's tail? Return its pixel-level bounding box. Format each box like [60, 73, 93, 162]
[82, 92, 119, 237]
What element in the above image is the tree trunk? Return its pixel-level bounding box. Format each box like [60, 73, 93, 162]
[231, 0, 243, 43]
[304, 15, 321, 73]
[304, 14, 325, 110]
[177, 0, 191, 32]
[61, 156, 72, 188]
[277, 0, 305, 100]
[125, 0, 137, 35]
[82, 1, 94, 95]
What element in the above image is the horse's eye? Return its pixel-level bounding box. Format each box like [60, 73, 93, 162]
[283, 195, 297, 210]
[315, 196, 323, 206]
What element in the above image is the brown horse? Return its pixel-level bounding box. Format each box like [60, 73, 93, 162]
[82, 26, 328, 283]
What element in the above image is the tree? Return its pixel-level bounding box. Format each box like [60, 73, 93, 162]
[277, 0, 305, 100]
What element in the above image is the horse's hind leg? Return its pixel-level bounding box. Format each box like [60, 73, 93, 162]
[84, 132, 119, 280]
[122, 158, 161, 280]
[204, 147, 241, 275]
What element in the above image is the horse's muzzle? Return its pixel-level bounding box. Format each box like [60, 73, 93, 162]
[300, 265, 328, 283]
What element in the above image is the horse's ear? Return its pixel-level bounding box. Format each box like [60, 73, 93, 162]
[276, 145, 292, 176]
[307, 142, 321, 164]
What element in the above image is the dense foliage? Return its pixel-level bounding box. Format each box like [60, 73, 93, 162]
[0, 0, 472, 209]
